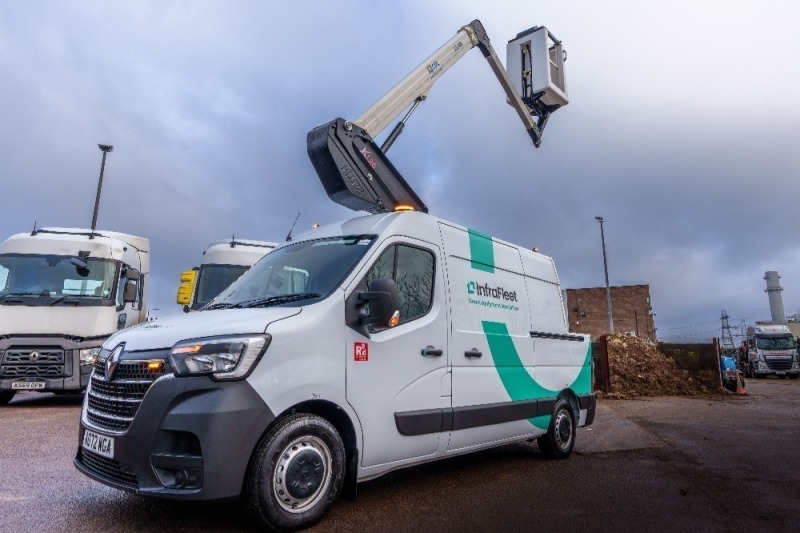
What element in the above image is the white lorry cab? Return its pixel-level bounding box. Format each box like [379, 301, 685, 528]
[176, 239, 277, 311]
[0, 228, 149, 405]
[742, 324, 800, 379]
[74, 211, 595, 530]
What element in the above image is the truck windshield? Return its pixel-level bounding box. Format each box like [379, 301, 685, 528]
[0, 253, 117, 304]
[209, 236, 375, 309]
[756, 336, 796, 350]
[193, 264, 250, 308]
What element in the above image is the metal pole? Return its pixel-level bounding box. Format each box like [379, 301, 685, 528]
[91, 144, 114, 232]
[596, 216, 614, 334]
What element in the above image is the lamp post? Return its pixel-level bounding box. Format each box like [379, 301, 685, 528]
[595, 216, 614, 334]
[91, 144, 114, 232]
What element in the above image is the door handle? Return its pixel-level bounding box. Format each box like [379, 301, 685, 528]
[421, 346, 443, 357]
[465, 348, 482, 359]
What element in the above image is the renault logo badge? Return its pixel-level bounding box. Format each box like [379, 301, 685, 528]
[29, 351, 40, 362]
[106, 345, 123, 380]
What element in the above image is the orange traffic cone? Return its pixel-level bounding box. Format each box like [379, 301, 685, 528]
[735, 371, 746, 395]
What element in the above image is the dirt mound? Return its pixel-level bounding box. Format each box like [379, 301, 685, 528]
[599, 334, 713, 399]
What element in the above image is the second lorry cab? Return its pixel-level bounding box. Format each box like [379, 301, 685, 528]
[0, 227, 149, 405]
[176, 238, 277, 311]
[75, 211, 595, 530]
[741, 324, 800, 379]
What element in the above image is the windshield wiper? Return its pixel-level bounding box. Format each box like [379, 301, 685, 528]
[233, 293, 321, 309]
[202, 302, 237, 311]
[48, 295, 81, 306]
[0, 292, 42, 303]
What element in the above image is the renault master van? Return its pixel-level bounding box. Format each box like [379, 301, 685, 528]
[75, 211, 594, 530]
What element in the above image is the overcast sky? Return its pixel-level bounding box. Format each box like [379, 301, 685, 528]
[1, 0, 798, 341]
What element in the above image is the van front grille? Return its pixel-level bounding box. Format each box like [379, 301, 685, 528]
[85, 355, 169, 433]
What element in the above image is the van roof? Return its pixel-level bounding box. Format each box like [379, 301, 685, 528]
[291, 211, 551, 260]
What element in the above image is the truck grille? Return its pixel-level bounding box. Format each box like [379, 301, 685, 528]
[3, 348, 64, 364]
[766, 360, 793, 371]
[0, 347, 65, 378]
[2, 365, 63, 378]
[78, 448, 138, 490]
[85, 356, 169, 433]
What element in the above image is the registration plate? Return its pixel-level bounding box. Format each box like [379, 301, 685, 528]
[82, 430, 114, 459]
[11, 381, 45, 390]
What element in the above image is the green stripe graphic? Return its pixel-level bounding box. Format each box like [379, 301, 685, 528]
[467, 229, 591, 430]
[482, 321, 592, 429]
[468, 229, 494, 273]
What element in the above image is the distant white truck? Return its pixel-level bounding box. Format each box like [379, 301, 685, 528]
[176, 239, 277, 311]
[0, 227, 149, 405]
[741, 324, 800, 379]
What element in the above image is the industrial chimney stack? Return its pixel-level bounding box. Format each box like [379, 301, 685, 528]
[764, 271, 786, 325]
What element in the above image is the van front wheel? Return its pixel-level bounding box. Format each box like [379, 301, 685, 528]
[537, 399, 576, 459]
[246, 413, 345, 531]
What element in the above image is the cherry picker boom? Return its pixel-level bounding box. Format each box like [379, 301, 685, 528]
[307, 19, 568, 214]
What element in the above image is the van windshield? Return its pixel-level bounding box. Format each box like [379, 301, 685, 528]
[207, 236, 375, 309]
[0, 253, 118, 305]
[755, 336, 796, 350]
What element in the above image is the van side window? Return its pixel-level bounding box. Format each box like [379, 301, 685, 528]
[366, 244, 434, 329]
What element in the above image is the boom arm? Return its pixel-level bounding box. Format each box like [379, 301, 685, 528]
[355, 20, 542, 147]
[307, 19, 561, 214]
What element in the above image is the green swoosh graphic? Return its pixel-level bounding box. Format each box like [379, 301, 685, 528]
[482, 320, 592, 429]
[468, 229, 495, 273]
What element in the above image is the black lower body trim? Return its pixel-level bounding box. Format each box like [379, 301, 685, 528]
[578, 393, 596, 426]
[397, 397, 553, 436]
[396, 393, 597, 436]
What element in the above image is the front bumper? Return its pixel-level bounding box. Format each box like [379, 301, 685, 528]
[74, 374, 275, 501]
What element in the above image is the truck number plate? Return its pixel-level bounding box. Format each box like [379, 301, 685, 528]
[11, 381, 45, 390]
[82, 430, 114, 459]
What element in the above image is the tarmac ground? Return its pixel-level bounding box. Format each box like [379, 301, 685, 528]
[1, 378, 798, 532]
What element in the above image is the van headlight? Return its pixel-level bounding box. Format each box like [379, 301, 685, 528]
[168, 334, 271, 381]
[79, 347, 102, 365]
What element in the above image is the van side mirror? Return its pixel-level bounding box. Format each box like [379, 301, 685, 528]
[176, 269, 198, 305]
[358, 278, 400, 328]
[122, 279, 138, 303]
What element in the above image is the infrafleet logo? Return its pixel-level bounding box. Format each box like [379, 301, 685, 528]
[467, 281, 518, 302]
[466, 281, 520, 312]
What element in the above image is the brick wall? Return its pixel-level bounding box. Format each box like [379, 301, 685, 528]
[565, 285, 656, 342]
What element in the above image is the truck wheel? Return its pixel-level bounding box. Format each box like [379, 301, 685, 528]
[788, 374, 799, 380]
[537, 399, 576, 460]
[0, 391, 15, 406]
[246, 413, 345, 531]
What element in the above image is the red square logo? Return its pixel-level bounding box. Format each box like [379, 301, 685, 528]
[354, 342, 368, 361]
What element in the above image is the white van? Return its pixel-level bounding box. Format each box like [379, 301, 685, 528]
[74, 211, 594, 530]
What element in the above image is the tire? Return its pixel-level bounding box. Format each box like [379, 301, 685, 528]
[537, 399, 576, 460]
[0, 391, 16, 406]
[788, 374, 799, 380]
[245, 413, 345, 531]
